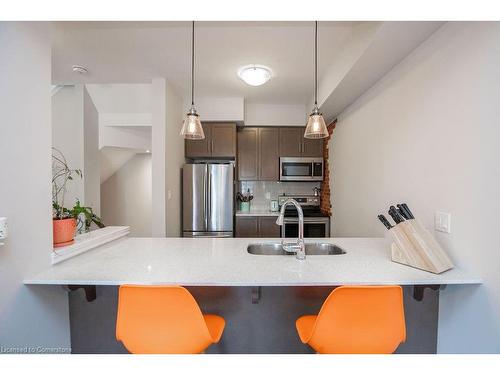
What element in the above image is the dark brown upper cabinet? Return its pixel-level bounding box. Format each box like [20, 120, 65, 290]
[302, 135, 324, 157]
[279, 127, 303, 157]
[258, 128, 279, 180]
[185, 122, 236, 159]
[237, 127, 279, 181]
[237, 128, 259, 180]
[279, 127, 323, 158]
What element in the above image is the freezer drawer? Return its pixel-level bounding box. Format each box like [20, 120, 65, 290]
[183, 231, 233, 238]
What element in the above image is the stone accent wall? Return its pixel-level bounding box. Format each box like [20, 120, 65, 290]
[320, 120, 337, 216]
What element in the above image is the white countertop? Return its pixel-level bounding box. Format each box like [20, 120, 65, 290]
[24, 237, 481, 286]
[235, 210, 280, 216]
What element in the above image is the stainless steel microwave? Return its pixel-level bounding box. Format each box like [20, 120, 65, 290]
[279, 157, 324, 181]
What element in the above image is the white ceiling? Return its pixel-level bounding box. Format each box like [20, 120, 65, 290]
[51, 21, 360, 105]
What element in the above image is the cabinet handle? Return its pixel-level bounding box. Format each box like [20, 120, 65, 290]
[299, 142, 302, 154]
[211, 139, 214, 153]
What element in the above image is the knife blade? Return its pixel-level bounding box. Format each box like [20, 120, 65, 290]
[377, 214, 393, 230]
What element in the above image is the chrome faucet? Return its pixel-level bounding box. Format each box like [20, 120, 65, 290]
[275, 199, 306, 260]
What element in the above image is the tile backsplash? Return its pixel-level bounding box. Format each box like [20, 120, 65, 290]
[238, 181, 320, 211]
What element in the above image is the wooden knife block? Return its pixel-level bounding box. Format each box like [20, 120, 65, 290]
[389, 219, 454, 274]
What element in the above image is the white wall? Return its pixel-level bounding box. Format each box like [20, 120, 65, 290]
[165, 83, 184, 237]
[52, 85, 100, 214]
[184, 97, 245, 123]
[151, 78, 185, 237]
[52, 85, 84, 207]
[100, 154, 152, 237]
[151, 78, 167, 237]
[0, 22, 70, 350]
[99, 126, 151, 151]
[100, 147, 137, 183]
[330, 22, 500, 353]
[245, 102, 306, 126]
[83, 87, 100, 216]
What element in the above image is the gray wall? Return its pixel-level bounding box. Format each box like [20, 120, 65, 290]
[69, 286, 438, 354]
[0, 22, 71, 351]
[330, 22, 500, 352]
[100, 154, 152, 237]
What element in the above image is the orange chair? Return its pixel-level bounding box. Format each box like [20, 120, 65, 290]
[296, 285, 406, 354]
[116, 285, 225, 354]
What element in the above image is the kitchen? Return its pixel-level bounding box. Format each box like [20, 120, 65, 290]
[183, 123, 328, 240]
[1, 12, 500, 369]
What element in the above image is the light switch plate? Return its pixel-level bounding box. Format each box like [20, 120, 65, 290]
[0, 217, 7, 245]
[435, 211, 451, 233]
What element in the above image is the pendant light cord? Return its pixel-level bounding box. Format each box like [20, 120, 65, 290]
[314, 20, 318, 106]
[191, 20, 195, 107]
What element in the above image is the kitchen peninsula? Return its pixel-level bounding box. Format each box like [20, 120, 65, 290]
[26, 237, 478, 287]
[24, 236, 480, 354]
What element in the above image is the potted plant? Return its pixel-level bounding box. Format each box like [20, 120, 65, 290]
[52, 148, 81, 247]
[52, 148, 105, 247]
[71, 200, 104, 234]
[236, 189, 254, 212]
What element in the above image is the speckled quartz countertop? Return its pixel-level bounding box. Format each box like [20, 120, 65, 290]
[24, 237, 481, 286]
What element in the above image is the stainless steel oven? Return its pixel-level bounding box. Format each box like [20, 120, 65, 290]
[279, 157, 324, 181]
[282, 217, 330, 238]
[278, 195, 330, 238]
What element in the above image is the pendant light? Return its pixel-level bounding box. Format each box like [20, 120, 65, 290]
[304, 21, 328, 139]
[180, 21, 205, 140]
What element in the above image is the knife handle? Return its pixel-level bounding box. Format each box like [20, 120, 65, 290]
[388, 206, 405, 224]
[396, 204, 411, 220]
[378, 214, 393, 230]
[398, 203, 415, 219]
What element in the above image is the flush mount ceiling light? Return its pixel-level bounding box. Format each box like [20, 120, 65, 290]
[180, 21, 205, 140]
[237, 65, 272, 86]
[72, 65, 88, 74]
[304, 21, 328, 139]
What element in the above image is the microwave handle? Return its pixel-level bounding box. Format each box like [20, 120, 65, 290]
[313, 162, 323, 177]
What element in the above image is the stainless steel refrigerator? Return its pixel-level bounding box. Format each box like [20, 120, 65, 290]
[182, 163, 234, 237]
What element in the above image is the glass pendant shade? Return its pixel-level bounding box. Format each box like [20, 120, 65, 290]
[180, 107, 205, 139]
[304, 106, 328, 139]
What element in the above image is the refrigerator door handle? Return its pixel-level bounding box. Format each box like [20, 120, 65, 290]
[204, 166, 208, 230]
[207, 169, 211, 227]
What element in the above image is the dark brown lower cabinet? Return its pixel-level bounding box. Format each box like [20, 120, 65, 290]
[235, 216, 281, 238]
[258, 217, 281, 237]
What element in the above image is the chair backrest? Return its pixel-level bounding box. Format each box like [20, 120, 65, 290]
[308, 285, 406, 354]
[116, 285, 213, 354]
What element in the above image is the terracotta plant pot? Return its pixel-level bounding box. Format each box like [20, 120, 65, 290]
[53, 218, 76, 248]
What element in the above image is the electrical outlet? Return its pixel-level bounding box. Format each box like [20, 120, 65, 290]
[435, 211, 451, 233]
[167, 190, 172, 200]
[265, 192, 271, 200]
[0, 217, 7, 245]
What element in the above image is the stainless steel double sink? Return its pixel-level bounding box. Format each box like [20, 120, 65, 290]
[247, 242, 346, 256]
